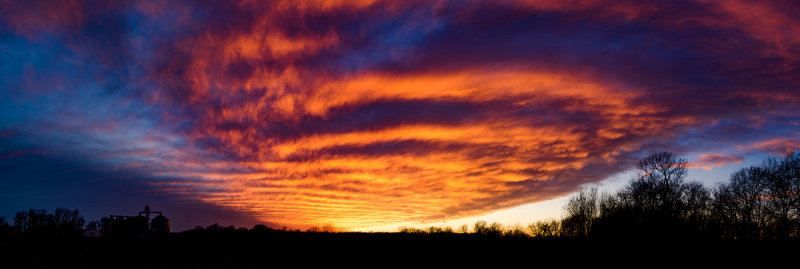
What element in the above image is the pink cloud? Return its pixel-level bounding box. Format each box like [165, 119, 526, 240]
[691, 154, 745, 170]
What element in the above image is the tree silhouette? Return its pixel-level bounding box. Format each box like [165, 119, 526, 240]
[503, 225, 528, 237]
[12, 208, 85, 236]
[587, 152, 718, 238]
[716, 166, 771, 239]
[762, 154, 798, 239]
[528, 220, 560, 238]
[458, 224, 469, 234]
[561, 187, 598, 237]
[13, 211, 28, 232]
[0, 217, 8, 236]
[473, 220, 488, 235]
[86, 220, 100, 231]
[471, 221, 504, 236]
[635, 152, 689, 216]
[306, 224, 337, 233]
[711, 152, 800, 239]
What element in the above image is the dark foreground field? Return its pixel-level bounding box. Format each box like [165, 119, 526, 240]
[2, 232, 798, 268]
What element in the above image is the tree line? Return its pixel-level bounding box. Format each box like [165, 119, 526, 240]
[562, 151, 799, 239]
[399, 151, 800, 240]
[3, 151, 798, 240]
[8, 208, 87, 237]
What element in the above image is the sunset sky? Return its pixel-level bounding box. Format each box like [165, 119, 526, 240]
[1, 0, 799, 231]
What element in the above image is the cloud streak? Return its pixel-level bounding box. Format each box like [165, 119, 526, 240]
[1, 0, 799, 229]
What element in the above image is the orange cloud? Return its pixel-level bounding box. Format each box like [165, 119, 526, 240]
[142, 65, 702, 229]
[128, 1, 800, 229]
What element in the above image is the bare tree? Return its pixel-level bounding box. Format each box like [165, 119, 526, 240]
[528, 219, 560, 238]
[681, 181, 711, 226]
[11, 208, 85, 236]
[590, 152, 712, 238]
[473, 220, 488, 235]
[488, 222, 504, 236]
[13, 211, 28, 232]
[785, 152, 800, 236]
[472, 221, 503, 236]
[711, 152, 800, 239]
[636, 152, 688, 215]
[764, 154, 800, 238]
[458, 224, 469, 234]
[562, 186, 598, 237]
[503, 224, 528, 237]
[565, 151, 799, 239]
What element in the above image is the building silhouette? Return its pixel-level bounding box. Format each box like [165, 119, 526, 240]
[103, 205, 170, 238]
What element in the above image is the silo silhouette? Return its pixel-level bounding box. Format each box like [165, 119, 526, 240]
[151, 215, 170, 233]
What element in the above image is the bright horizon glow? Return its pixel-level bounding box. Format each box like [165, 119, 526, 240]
[352, 157, 756, 232]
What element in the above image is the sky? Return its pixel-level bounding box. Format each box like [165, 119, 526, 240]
[1, 0, 799, 232]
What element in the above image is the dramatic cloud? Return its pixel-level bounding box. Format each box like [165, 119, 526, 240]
[1, 0, 799, 229]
